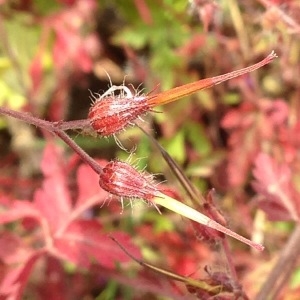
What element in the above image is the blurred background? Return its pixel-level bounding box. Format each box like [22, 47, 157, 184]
[1, 0, 300, 299]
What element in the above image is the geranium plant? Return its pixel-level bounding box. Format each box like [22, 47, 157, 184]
[1, 1, 300, 299]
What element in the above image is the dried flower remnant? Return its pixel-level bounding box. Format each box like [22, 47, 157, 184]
[89, 52, 277, 137]
[99, 160, 160, 211]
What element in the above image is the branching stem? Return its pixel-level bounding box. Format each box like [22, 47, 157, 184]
[0, 107, 102, 174]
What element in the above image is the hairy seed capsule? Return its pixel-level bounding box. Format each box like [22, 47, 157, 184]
[89, 53, 276, 137]
[99, 160, 158, 201]
[88, 96, 149, 137]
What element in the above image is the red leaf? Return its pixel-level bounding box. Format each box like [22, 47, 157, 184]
[0, 251, 44, 300]
[0, 201, 42, 225]
[260, 99, 289, 126]
[257, 200, 291, 221]
[53, 220, 141, 269]
[221, 102, 254, 130]
[252, 153, 299, 220]
[221, 102, 258, 187]
[75, 162, 107, 209]
[177, 34, 206, 57]
[221, 99, 289, 188]
[0, 232, 33, 265]
[29, 53, 43, 94]
[0, 194, 12, 207]
[34, 143, 72, 232]
[35, 256, 67, 300]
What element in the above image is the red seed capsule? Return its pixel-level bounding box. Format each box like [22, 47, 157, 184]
[99, 160, 158, 201]
[88, 96, 150, 137]
[89, 52, 277, 137]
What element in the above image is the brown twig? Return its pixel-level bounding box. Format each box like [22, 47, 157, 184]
[255, 223, 300, 300]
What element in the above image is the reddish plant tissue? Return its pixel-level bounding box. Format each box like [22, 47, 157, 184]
[0, 144, 141, 299]
[89, 52, 276, 137]
[99, 160, 159, 202]
[88, 96, 149, 136]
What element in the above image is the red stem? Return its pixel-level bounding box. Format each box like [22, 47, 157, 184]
[0, 107, 102, 174]
[207, 218, 264, 251]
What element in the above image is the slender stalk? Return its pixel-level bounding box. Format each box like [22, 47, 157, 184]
[0, 107, 102, 174]
[255, 224, 300, 300]
[53, 129, 102, 174]
[54, 119, 91, 131]
[137, 124, 204, 206]
[110, 235, 221, 294]
[0, 107, 52, 130]
[221, 238, 239, 287]
[147, 52, 277, 106]
[228, 0, 250, 57]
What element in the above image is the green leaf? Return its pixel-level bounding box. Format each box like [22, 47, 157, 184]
[290, 267, 300, 288]
[113, 27, 149, 49]
[161, 130, 186, 164]
[0, 80, 26, 109]
[184, 121, 212, 156]
[222, 92, 241, 105]
[33, 0, 61, 14]
[186, 151, 225, 177]
[0, 57, 11, 74]
[143, 211, 174, 233]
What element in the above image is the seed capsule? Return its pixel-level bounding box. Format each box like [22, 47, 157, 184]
[99, 160, 265, 250]
[99, 160, 158, 201]
[89, 52, 277, 137]
[88, 96, 149, 137]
